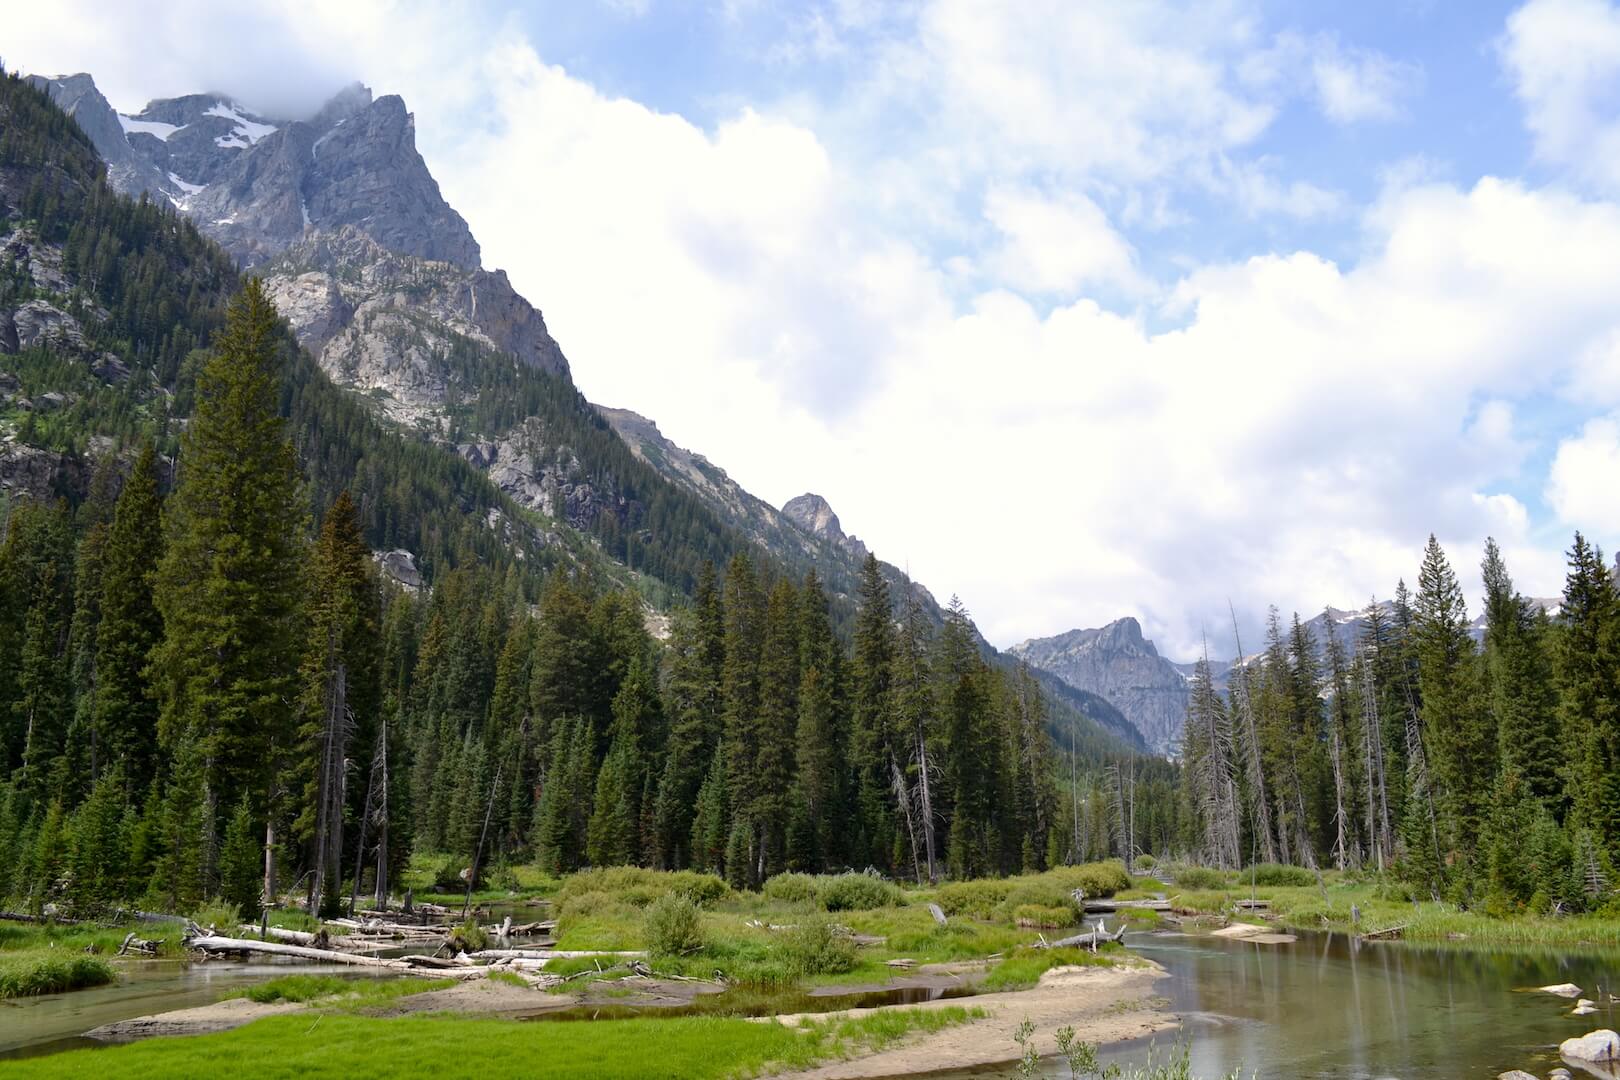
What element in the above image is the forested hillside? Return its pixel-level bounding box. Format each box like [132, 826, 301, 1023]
[0, 70, 1164, 917]
[1179, 533, 1620, 914]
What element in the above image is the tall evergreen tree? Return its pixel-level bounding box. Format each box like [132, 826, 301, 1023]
[150, 278, 306, 893]
[848, 555, 895, 870]
[93, 441, 165, 793]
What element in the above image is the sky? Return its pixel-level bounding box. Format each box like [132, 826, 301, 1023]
[10, 0, 1620, 659]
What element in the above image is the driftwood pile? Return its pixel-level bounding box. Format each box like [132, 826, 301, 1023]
[1031, 921, 1127, 951]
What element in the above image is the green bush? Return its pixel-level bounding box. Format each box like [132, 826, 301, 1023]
[778, 918, 858, 976]
[559, 867, 728, 908]
[762, 873, 820, 905]
[1043, 861, 1132, 898]
[935, 879, 1014, 918]
[644, 893, 706, 958]
[998, 881, 1081, 922]
[817, 873, 903, 912]
[1011, 904, 1075, 929]
[1170, 865, 1231, 890]
[432, 859, 471, 892]
[1134, 854, 1157, 870]
[448, 918, 489, 953]
[1247, 863, 1315, 887]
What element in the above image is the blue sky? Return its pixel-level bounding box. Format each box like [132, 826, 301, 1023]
[13, 0, 1620, 657]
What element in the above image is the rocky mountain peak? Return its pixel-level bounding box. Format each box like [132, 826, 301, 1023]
[30, 74, 480, 271]
[782, 493, 870, 561]
[1011, 617, 1186, 754]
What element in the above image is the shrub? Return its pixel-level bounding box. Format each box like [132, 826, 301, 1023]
[645, 893, 706, 957]
[1247, 863, 1315, 888]
[778, 918, 858, 976]
[432, 859, 473, 892]
[998, 881, 1081, 923]
[1044, 861, 1132, 898]
[762, 873, 820, 905]
[1011, 904, 1075, 929]
[817, 872, 903, 912]
[1170, 865, 1231, 890]
[558, 867, 727, 908]
[1134, 854, 1157, 870]
[935, 879, 1014, 918]
[448, 918, 489, 953]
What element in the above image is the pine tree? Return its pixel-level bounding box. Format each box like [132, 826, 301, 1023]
[150, 278, 305, 894]
[295, 491, 379, 916]
[792, 571, 846, 871]
[849, 555, 895, 870]
[1557, 533, 1620, 857]
[1413, 535, 1490, 885]
[752, 580, 800, 878]
[94, 441, 164, 792]
[1480, 540, 1560, 806]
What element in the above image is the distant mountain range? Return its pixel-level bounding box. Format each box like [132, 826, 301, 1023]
[1015, 595, 1567, 755]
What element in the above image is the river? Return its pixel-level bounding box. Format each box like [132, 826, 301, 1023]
[3, 928, 1617, 1076]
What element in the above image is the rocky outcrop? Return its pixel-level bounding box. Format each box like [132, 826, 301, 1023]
[262, 227, 567, 426]
[31, 75, 480, 270]
[1011, 618, 1190, 754]
[782, 493, 870, 561]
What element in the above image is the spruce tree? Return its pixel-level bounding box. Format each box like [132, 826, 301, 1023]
[849, 555, 895, 870]
[94, 441, 164, 793]
[1480, 540, 1560, 805]
[1556, 533, 1620, 856]
[792, 571, 846, 871]
[151, 278, 305, 892]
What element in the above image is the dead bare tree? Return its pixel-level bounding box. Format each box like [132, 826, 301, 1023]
[350, 714, 391, 914]
[309, 660, 353, 917]
[1228, 604, 1279, 864]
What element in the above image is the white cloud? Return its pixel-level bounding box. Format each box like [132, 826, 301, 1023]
[1548, 415, 1620, 534]
[1502, 0, 1620, 187]
[1243, 31, 1419, 124]
[7, 0, 1616, 660]
[982, 187, 1146, 295]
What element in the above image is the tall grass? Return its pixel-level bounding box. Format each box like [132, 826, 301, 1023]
[0, 950, 115, 997]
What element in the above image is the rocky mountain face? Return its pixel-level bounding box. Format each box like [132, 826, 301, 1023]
[263, 227, 568, 426]
[29, 75, 478, 269]
[781, 493, 870, 562]
[1011, 618, 1191, 754]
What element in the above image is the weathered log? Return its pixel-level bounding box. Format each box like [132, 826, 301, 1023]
[927, 903, 948, 925]
[117, 932, 159, 956]
[186, 933, 410, 969]
[1360, 923, 1406, 941]
[240, 924, 329, 947]
[469, 949, 645, 962]
[1031, 922, 1126, 950]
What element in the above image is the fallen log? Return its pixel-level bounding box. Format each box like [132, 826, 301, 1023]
[240, 924, 331, 947]
[117, 932, 159, 956]
[186, 933, 412, 970]
[1360, 923, 1406, 941]
[469, 949, 645, 962]
[1032, 922, 1126, 950]
[927, 903, 948, 926]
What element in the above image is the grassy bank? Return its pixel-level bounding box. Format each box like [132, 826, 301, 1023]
[0, 948, 115, 998]
[0, 1005, 983, 1079]
[227, 974, 458, 1008]
[1154, 867, 1620, 950]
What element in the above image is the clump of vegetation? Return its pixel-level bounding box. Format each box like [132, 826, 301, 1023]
[1168, 865, 1231, 890]
[983, 945, 1118, 991]
[448, 918, 489, 953]
[0, 951, 115, 998]
[935, 879, 1015, 918]
[761, 872, 821, 905]
[191, 899, 242, 932]
[817, 872, 904, 912]
[558, 867, 728, 908]
[778, 918, 857, 976]
[644, 893, 706, 957]
[1245, 863, 1315, 888]
[1011, 903, 1075, 929]
[231, 974, 455, 1006]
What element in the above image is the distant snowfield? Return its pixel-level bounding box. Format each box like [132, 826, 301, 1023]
[205, 102, 276, 148]
[117, 114, 180, 140]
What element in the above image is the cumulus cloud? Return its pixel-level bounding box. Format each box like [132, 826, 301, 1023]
[6, 0, 1616, 659]
[1548, 415, 1620, 535]
[1244, 31, 1421, 124]
[1501, 0, 1620, 187]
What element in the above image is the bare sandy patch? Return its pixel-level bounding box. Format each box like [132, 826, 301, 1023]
[86, 997, 303, 1041]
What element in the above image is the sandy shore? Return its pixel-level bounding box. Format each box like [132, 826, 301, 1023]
[769, 960, 1177, 1079]
[86, 997, 304, 1041]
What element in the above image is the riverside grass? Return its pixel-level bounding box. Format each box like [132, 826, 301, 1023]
[0, 949, 114, 997]
[0, 1005, 984, 1080]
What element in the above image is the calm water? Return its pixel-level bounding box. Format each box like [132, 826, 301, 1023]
[4, 927, 1617, 1077]
[919, 929, 1620, 1079]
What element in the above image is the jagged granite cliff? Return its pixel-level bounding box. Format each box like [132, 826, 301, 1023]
[1011, 618, 1190, 754]
[781, 493, 870, 562]
[29, 75, 478, 269]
